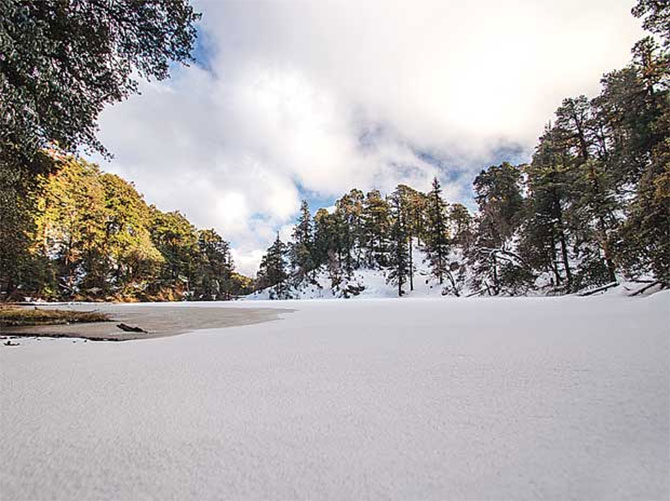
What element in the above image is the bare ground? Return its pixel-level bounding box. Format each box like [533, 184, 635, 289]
[0, 303, 292, 341]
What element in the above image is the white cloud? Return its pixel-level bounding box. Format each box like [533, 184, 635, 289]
[95, 0, 644, 275]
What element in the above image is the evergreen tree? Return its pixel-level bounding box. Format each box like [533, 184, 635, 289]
[449, 203, 474, 250]
[0, 0, 200, 299]
[0, 154, 248, 302]
[554, 97, 619, 285]
[312, 208, 337, 268]
[0, 151, 53, 300]
[361, 190, 390, 268]
[632, 0, 670, 49]
[395, 185, 425, 291]
[289, 200, 315, 279]
[471, 163, 530, 294]
[33, 156, 109, 298]
[386, 189, 410, 296]
[612, 35, 669, 284]
[257, 234, 289, 299]
[1, 0, 200, 172]
[150, 209, 199, 298]
[100, 173, 163, 296]
[522, 126, 575, 291]
[195, 229, 234, 300]
[424, 178, 451, 287]
[335, 189, 365, 273]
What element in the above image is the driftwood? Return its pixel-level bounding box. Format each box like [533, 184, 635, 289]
[116, 323, 148, 333]
[577, 281, 619, 297]
[628, 281, 663, 297]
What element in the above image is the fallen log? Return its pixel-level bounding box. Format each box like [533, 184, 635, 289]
[628, 281, 663, 297]
[577, 281, 619, 297]
[116, 323, 148, 333]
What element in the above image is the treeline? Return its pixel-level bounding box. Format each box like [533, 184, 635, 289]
[257, 28, 669, 297]
[1, 154, 252, 301]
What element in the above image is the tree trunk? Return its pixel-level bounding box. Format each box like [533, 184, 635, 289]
[408, 236, 413, 291]
[558, 228, 572, 291]
[549, 227, 561, 285]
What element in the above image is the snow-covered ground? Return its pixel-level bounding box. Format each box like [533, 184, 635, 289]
[245, 243, 662, 300]
[1, 294, 668, 500]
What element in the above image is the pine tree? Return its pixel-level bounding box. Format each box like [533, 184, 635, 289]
[289, 200, 315, 279]
[471, 163, 529, 295]
[335, 189, 365, 273]
[257, 234, 289, 298]
[554, 97, 619, 285]
[424, 178, 450, 287]
[150, 209, 199, 297]
[522, 126, 575, 291]
[361, 190, 390, 268]
[1, 0, 200, 174]
[386, 189, 410, 296]
[449, 203, 474, 249]
[312, 208, 336, 268]
[195, 229, 234, 300]
[395, 185, 425, 291]
[100, 173, 163, 296]
[33, 157, 109, 298]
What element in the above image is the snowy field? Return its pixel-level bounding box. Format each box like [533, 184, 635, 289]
[1, 294, 668, 500]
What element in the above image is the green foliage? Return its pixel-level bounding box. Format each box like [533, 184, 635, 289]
[256, 234, 290, 298]
[194, 229, 234, 300]
[632, 0, 670, 48]
[100, 173, 164, 294]
[150, 209, 198, 296]
[361, 190, 390, 268]
[386, 189, 410, 296]
[4, 0, 668, 300]
[470, 163, 529, 295]
[0, 0, 201, 300]
[2, 155, 247, 301]
[289, 200, 315, 279]
[0, 0, 200, 166]
[424, 178, 451, 287]
[0, 151, 53, 299]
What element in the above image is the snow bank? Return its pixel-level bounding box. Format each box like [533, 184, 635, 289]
[1, 294, 668, 499]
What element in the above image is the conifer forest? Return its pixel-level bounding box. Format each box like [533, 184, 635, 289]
[0, 0, 667, 301]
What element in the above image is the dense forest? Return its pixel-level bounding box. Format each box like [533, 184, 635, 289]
[1, 153, 253, 301]
[257, 17, 669, 298]
[0, 0, 667, 301]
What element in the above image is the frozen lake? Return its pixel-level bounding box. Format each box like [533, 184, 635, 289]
[1, 294, 668, 499]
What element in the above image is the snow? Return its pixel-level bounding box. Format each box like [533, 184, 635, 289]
[1, 293, 669, 499]
[247, 243, 464, 300]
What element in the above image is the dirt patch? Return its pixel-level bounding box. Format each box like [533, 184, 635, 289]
[0, 304, 293, 341]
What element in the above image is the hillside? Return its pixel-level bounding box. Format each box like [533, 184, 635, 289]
[249, 242, 446, 300]
[247, 240, 663, 300]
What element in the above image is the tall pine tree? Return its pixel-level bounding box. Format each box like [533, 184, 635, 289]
[424, 178, 450, 287]
[386, 188, 410, 296]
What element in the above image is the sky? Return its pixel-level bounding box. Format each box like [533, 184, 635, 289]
[94, 0, 644, 276]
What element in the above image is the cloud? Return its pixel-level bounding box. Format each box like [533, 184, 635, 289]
[95, 0, 643, 275]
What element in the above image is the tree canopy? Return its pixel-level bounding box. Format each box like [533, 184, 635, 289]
[0, 0, 200, 169]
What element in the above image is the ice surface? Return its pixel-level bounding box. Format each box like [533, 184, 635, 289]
[1, 293, 668, 499]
